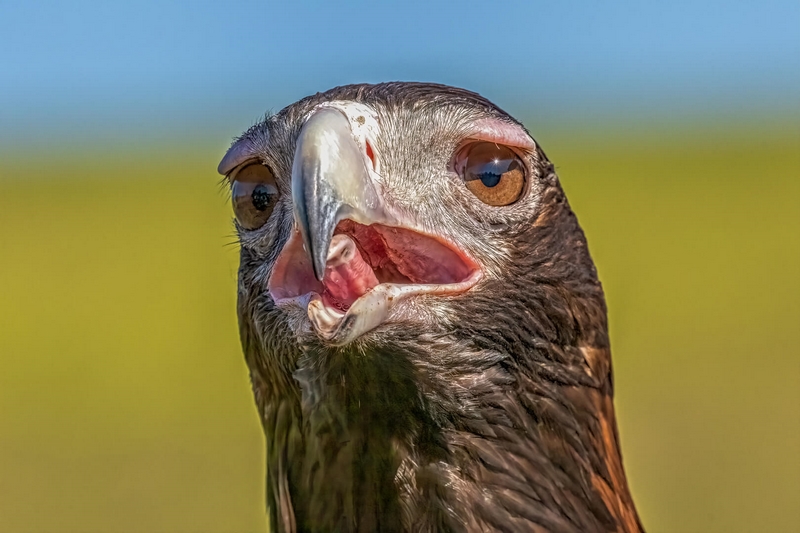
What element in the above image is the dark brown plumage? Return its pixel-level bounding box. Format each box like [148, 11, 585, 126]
[219, 82, 643, 532]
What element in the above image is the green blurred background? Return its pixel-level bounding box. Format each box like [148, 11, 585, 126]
[1, 1, 799, 532]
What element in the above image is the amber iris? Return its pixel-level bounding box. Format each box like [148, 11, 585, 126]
[456, 142, 526, 206]
[231, 163, 279, 229]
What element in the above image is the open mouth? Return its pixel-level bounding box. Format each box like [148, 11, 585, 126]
[269, 220, 481, 343]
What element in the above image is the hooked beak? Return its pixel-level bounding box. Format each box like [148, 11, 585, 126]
[270, 106, 481, 344]
[292, 107, 386, 280]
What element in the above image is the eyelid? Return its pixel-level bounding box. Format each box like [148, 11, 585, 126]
[467, 118, 536, 151]
[219, 139, 258, 175]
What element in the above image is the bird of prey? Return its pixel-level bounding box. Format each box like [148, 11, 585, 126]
[218, 82, 643, 532]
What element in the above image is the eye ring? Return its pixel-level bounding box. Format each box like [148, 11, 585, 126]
[231, 162, 280, 230]
[455, 142, 527, 206]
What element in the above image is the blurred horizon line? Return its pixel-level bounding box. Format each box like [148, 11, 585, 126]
[2, 87, 798, 156]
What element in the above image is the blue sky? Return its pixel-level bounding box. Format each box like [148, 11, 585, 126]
[1, 0, 798, 145]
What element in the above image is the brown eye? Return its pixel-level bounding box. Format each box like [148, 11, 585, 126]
[456, 142, 526, 206]
[231, 163, 279, 230]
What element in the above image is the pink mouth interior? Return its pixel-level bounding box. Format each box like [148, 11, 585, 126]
[269, 221, 477, 312]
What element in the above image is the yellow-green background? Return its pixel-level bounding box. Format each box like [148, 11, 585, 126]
[1, 121, 798, 532]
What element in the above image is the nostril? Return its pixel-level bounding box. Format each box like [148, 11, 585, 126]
[365, 141, 375, 168]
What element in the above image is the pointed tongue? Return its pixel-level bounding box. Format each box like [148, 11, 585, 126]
[322, 234, 379, 310]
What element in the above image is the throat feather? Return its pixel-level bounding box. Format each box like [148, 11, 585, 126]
[292, 345, 433, 531]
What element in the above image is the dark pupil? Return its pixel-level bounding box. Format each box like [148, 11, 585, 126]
[251, 185, 274, 211]
[478, 172, 501, 187]
[471, 158, 520, 188]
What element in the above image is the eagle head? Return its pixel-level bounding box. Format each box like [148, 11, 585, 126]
[219, 83, 642, 532]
